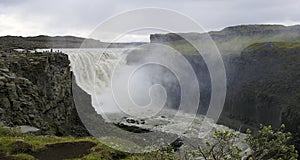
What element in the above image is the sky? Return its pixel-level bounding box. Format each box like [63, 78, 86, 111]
[0, 0, 299, 42]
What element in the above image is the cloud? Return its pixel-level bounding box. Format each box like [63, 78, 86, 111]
[0, 0, 299, 41]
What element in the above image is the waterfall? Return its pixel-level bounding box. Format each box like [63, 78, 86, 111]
[64, 47, 169, 119]
[67, 48, 125, 94]
[58, 48, 128, 115]
[46, 48, 248, 154]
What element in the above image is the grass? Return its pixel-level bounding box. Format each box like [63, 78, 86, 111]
[11, 154, 36, 160]
[0, 126, 127, 159]
[0, 125, 177, 160]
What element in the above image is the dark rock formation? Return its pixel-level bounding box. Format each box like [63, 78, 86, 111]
[0, 51, 88, 136]
[170, 138, 183, 152]
[148, 30, 300, 150]
[220, 42, 300, 150]
[113, 123, 151, 133]
[149, 26, 300, 138]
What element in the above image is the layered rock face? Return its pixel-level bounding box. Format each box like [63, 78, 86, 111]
[148, 27, 300, 150]
[129, 41, 300, 149]
[0, 51, 88, 136]
[148, 25, 300, 135]
[220, 42, 300, 149]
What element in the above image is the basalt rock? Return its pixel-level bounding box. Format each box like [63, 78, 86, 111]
[219, 42, 300, 151]
[0, 51, 88, 136]
[147, 33, 300, 151]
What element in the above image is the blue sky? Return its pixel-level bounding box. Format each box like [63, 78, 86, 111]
[0, 0, 299, 42]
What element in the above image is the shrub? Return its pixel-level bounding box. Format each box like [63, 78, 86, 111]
[245, 124, 298, 160]
[186, 130, 242, 160]
[185, 125, 298, 160]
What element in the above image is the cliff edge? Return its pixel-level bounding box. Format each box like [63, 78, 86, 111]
[0, 51, 88, 136]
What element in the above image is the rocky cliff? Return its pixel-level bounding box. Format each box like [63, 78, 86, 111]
[126, 41, 300, 135]
[148, 25, 300, 151]
[128, 41, 300, 150]
[149, 25, 300, 132]
[220, 42, 300, 150]
[0, 51, 88, 136]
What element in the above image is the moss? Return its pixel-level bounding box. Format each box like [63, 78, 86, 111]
[0, 126, 140, 159]
[79, 144, 128, 160]
[8, 140, 33, 154]
[0, 125, 180, 160]
[11, 153, 35, 160]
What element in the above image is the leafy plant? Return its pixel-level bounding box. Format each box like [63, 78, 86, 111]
[185, 130, 242, 160]
[185, 125, 298, 160]
[245, 124, 298, 160]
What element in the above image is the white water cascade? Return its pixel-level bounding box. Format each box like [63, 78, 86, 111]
[57, 48, 238, 135]
[63, 48, 130, 114]
[41, 48, 249, 154]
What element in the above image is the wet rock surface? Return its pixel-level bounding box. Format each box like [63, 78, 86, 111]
[114, 122, 151, 133]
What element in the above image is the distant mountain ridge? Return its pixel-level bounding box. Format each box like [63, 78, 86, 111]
[0, 35, 146, 50]
[151, 24, 300, 41]
[150, 24, 300, 55]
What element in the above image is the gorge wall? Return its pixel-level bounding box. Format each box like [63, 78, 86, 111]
[221, 42, 300, 150]
[0, 51, 89, 136]
[148, 25, 300, 132]
[149, 26, 300, 150]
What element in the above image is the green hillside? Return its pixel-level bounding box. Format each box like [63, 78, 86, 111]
[150, 25, 300, 55]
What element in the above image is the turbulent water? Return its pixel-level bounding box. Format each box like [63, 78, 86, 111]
[39, 48, 248, 152]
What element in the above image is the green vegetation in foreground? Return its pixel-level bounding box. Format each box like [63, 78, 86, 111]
[185, 125, 298, 160]
[0, 124, 298, 160]
[0, 126, 127, 160]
